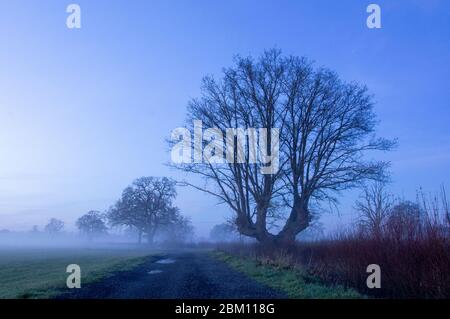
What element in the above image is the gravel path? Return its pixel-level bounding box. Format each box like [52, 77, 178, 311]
[56, 251, 286, 299]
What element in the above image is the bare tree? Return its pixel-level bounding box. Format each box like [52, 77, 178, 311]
[107, 177, 179, 244]
[209, 222, 238, 242]
[159, 213, 195, 243]
[44, 218, 64, 234]
[386, 201, 424, 240]
[441, 186, 450, 226]
[173, 50, 288, 243]
[355, 182, 393, 237]
[173, 49, 395, 244]
[277, 54, 396, 243]
[76, 211, 108, 240]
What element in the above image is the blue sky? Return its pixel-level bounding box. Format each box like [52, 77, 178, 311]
[0, 0, 449, 237]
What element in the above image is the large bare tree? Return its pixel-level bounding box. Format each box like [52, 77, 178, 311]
[172, 49, 395, 244]
[277, 56, 396, 243]
[108, 177, 178, 244]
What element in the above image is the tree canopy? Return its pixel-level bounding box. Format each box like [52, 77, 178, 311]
[76, 211, 108, 240]
[108, 176, 192, 244]
[173, 49, 395, 244]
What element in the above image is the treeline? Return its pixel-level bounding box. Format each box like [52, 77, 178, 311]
[76, 176, 194, 244]
[0, 176, 194, 245]
[106, 176, 194, 244]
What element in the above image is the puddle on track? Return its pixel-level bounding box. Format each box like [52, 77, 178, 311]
[155, 258, 176, 264]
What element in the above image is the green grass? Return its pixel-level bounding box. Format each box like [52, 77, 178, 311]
[213, 251, 362, 299]
[0, 246, 154, 299]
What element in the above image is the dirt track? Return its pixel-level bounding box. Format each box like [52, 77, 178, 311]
[56, 250, 286, 299]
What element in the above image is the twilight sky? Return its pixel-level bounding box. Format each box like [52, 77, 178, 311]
[0, 0, 449, 237]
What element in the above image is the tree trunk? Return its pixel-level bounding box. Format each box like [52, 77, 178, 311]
[234, 197, 310, 246]
[138, 229, 142, 244]
[147, 233, 154, 245]
[275, 198, 310, 245]
[146, 228, 157, 245]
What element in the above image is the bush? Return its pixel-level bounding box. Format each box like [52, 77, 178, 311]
[218, 191, 449, 298]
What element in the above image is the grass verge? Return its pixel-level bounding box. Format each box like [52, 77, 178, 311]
[213, 251, 362, 299]
[0, 247, 153, 299]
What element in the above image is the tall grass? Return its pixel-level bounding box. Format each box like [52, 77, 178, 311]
[219, 190, 450, 298]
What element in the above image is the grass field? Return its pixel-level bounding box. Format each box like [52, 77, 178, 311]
[0, 246, 154, 299]
[213, 251, 362, 299]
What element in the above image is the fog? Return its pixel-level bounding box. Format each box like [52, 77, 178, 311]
[0, 228, 196, 249]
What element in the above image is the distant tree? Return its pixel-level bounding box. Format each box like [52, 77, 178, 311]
[160, 213, 195, 243]
[444, 188, 450, 226]
[107, 177, 180, 244]
[355, 182, 393, 238]
[30, 225, 39, 233]
[209, 223, 237, 242]
[386, 201, 424, 240]
[123, 226, 140, 240]
[76, 211, 108, 240]
[44, 218, 65, 234]
[176, 216, 195, 242]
